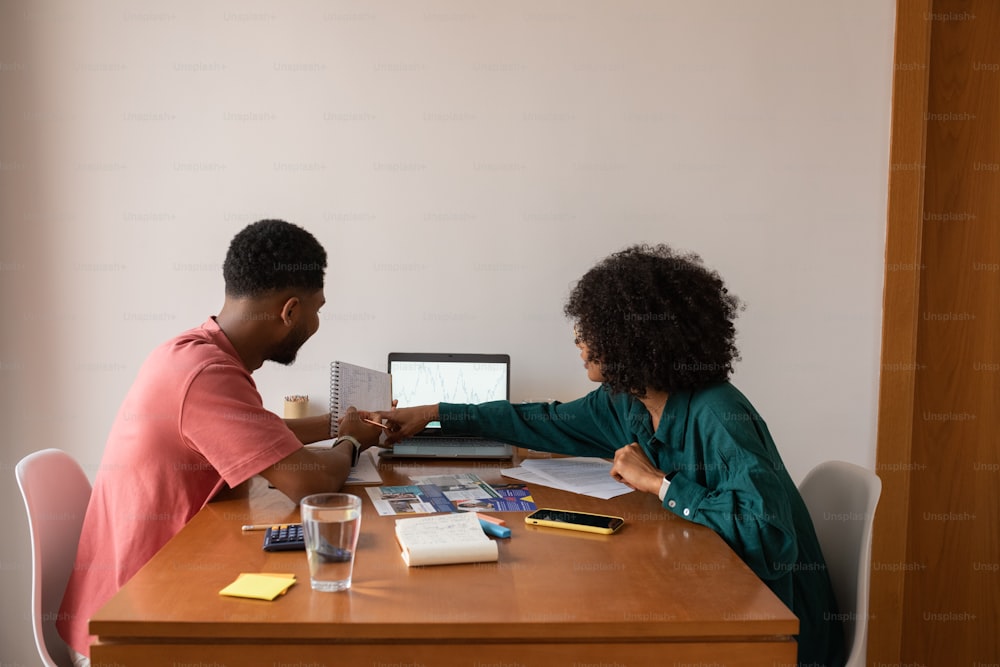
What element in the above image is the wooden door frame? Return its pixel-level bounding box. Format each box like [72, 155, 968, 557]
[869, 0, 932, 662]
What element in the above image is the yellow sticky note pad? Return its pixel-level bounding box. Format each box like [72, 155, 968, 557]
[219, 573, 297, 601]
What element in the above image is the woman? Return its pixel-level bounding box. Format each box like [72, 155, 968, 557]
[376, 244, 846, 667]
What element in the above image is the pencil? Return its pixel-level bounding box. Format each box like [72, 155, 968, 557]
[362, 417, 390, 430]
[241, 524, 278, 532]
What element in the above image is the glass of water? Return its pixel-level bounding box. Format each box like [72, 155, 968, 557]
[300, 493, 362, 592]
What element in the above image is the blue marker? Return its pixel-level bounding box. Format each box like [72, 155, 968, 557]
[479, 518, 511, 539]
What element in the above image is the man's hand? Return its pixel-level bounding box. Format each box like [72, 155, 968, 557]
[337, 406, 386, 447]
[610, 443, 666, 496]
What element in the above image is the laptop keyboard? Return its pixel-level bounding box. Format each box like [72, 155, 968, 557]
[391, 437, 514, 459]
[403, 438, 500, 447]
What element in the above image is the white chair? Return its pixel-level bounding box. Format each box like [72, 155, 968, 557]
[16, 448, 92, 667]
[798, 460, 882, 667]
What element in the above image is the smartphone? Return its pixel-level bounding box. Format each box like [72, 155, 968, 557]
[524, 508, 625, 535]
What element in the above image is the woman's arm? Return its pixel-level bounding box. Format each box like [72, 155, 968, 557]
[377, 391, 630, 458]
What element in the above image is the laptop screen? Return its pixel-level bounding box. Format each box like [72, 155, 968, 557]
[388, 353, 510, 432]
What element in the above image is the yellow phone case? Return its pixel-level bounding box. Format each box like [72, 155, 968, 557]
[524, 508, 625, 535]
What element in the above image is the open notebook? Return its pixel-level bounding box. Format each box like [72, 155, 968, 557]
[384, 352, 514, 459]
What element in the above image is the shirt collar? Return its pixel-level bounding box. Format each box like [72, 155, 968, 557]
[203, 316, 245, 369]
[631, 391, 693, 447]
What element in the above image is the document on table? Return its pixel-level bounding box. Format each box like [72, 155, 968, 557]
[366, 474, 536, 516]
[501, 457, 633, 499]
[409, 473, 536, 512]
[305, 442, 382, 485]
[345, 448, 382, 485]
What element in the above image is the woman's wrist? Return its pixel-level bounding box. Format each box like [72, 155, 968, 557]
[656, 470, 678, 500]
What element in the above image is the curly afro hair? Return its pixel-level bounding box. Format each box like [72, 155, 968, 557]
[223, 219, 327, 297]
[564, 244, 742, 396]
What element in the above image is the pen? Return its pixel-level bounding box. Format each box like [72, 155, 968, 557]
[241, 524, 277, 532]
[362, 417, 390, 430]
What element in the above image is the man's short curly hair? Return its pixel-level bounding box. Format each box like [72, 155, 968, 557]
[223, 219, 327, 297]
[564, 244, 742, 396]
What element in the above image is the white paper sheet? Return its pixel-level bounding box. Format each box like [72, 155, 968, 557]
[501, 457, 633, 499]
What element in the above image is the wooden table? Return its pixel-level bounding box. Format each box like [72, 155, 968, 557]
[90, 453, 798, 666]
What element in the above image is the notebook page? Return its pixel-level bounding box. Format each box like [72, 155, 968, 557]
[330, 361, 392, 435]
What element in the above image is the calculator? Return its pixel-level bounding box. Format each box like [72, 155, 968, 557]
[262, 524, 305, 551]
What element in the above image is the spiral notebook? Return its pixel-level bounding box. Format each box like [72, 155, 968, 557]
[329, 360, 393, 437]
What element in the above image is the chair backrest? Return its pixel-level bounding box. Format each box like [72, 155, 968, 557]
[798, 460, 882, 667]
[15, 448, 92, 667]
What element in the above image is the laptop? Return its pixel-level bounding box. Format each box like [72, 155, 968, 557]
[384, 352, 514, 459]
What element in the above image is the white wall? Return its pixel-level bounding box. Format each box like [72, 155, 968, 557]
[0, 1, 896, 663]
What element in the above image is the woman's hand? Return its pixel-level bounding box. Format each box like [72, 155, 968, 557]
[370, 404, 440, 444]
[610, 443, 666, 496]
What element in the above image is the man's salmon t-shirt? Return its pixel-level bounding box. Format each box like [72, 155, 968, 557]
[57, 318, 305, 657]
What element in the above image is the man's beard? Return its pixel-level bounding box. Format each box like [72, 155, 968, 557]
[269, 321, 310, 365]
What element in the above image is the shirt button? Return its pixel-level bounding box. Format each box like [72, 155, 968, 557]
[667, 500, 676, 508]
[683, 508, 691, 517]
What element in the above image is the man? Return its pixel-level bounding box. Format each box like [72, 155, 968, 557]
[57, 219, 382, 665]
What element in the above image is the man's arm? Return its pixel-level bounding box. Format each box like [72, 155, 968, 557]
[257, 441, 355, 504]
[284, 413, 333, 444]
[265, 408, 386, 503]
[285, 408, 386, 447]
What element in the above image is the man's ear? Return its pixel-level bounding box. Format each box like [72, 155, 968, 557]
[279, 296, 300, 326]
